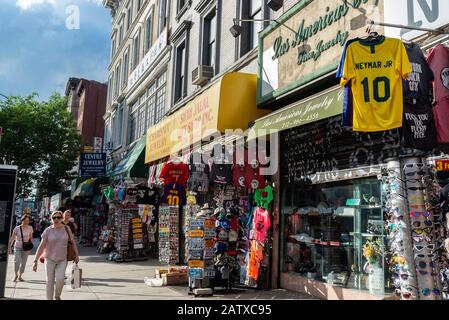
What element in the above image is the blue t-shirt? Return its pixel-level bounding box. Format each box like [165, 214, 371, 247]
[337, 38, 359, 128]
[161, 183, 186, 205]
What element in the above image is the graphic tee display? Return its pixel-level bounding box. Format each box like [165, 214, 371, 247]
[232, 163, 250, 188]
[161, 183, 187, 205]
[135, 186, 160, 205]
[403, 42, 434, 104]
[210, 163, 233, 184]
[160, 161, 189, 186]
[187, 152, 210, 192]
[402, 103, 436, 150]
[341, 36, 412, 132]
[252, 207, 271, 243]
[254, 185, 274, 210]
[427, 44, 449, 143]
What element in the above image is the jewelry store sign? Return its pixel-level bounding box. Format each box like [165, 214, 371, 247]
[258, 0, 385, 104]
[128, 30, 167, 90]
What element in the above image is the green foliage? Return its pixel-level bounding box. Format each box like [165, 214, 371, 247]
[0, 93, 82, 197]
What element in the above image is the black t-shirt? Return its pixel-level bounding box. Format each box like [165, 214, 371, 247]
[188, 152, 210, 174]
[135, 186, 160, 205]
[402, 103, 437, 150]
[210, 163, 233, 184]
[404, 42, 434, 104]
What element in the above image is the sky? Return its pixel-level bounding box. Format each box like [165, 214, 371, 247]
[0, 0, 111, 101]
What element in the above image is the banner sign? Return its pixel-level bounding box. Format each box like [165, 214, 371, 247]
[436, 160, 449, 171]
[80, 152, 106, 177]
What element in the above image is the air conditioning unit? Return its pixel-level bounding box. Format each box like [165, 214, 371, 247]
[192, 65, 214, 86]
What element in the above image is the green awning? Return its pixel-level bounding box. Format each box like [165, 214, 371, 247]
[112, 137, 147, 178]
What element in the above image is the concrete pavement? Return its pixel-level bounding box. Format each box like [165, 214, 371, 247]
[4, 242, 314, 300]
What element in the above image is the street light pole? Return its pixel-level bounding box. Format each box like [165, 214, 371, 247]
[0, 93, 8, 99]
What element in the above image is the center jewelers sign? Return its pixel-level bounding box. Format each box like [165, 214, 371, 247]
[80, 152, 106, 177]
[258, 0, 385, 104]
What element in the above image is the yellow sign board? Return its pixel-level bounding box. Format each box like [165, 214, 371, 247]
[189, 230, 204, 238]
[188, 260, 205, 268]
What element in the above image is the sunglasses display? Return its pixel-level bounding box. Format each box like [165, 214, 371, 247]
[421, 288, 440, 297]
[412, 227, 433, 235]
[414, 244, 435, 252]
[412, 220, 433, 228]
[409, 211, 431, 217]
[404, 170, 426, 177]
[416, 260, 435, 269]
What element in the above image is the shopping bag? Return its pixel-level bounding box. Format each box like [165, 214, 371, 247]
[70, 263, 82, 289]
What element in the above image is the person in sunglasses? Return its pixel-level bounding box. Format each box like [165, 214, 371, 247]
[32, 211, 80, 300]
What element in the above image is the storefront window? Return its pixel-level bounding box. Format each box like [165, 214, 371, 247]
[281, 177, 386, 294]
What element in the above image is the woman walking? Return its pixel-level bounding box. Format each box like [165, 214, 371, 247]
[33, 211, 79, 300]
[8, 214, 34, 282]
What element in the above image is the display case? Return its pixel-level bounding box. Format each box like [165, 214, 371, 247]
[281, 177, 386, 295]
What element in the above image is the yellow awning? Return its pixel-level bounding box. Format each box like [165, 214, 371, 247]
[145, 72, 268, 163]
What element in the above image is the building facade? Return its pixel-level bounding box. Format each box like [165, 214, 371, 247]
[65, 77, 81, 124]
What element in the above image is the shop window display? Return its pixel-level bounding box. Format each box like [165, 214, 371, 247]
[281, 178, 386, 292]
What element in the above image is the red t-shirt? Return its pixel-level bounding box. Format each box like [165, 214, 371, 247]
[159, 162, 189, 186]
[247, 161, 267, 190]
[428, 44, 449, 143]
[232, 163, 250, 188]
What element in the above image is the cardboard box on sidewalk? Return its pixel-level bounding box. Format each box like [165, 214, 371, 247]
[162, 272, 188, 286]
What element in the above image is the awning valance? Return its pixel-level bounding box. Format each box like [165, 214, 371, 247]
[145, 72, 269, 163]
[248, 86, 343, 139]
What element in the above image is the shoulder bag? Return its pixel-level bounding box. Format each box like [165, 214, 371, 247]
[64, 226, 77, 262]
[20, 226, 34, 252]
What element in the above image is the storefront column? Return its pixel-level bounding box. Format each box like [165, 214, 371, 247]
[271, 161, 281, 289]
[386, 159, 419, 299]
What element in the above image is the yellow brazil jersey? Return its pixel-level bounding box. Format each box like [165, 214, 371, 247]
[341, 37, 412, 132]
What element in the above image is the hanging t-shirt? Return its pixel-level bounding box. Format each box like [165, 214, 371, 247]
[337, 38, 360, 128]
[427, 44, 449, 144]
[232, 163, 251, 188]
[159, 161, 189, 186]
[210, 163, 233, 184]
[135, 186, 160, 205]
[161, 183, 186, 205]
[187, 152, 210, 192]
[427, 44, 449, 102]
[252, 207, 271, 243]
[246, 160, 267, 190]
[254, 185, 274, 210]
[403, 42, 434, 104]
[341, 36, 412, 132]
[402, 103, 437, 150]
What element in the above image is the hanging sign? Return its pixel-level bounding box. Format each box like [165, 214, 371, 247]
[436, 160, 449, 171]
[79, 152, 106, 177]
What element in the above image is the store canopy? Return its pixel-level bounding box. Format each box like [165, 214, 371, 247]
[112, 137, 147, 178]
[248, 86, 343, 139]
[145, 72, 269, 163]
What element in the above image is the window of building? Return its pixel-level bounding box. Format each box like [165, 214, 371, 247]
[146, 72, 166, 127]
[132, 29, 141, 69]
[177, 0, 186, 13]
[111, 37, 116, 58]
[118, 23, 124, 45]
[128, 105, 138, 144]
[136, 0, 142, 14]
[107, 75, 113, 106]
[202, 10, 217, 71]
[158, 0, 168, 35]
[115, 62, 121, 97]
[144, 12, 153, 53]
[122, 48, 129, 88]
[174, 42, 186, 103]
[240, 0, 264, 56]
[138, 99, 147, 138]
[126, 3, 132, 31]
[117, 107, 124, 146]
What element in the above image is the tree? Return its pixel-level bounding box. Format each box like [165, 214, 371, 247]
[0, 93, 82, 197]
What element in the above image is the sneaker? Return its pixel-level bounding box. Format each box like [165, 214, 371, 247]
[18, 277, 24, 282]
[12, 276, 18, 282]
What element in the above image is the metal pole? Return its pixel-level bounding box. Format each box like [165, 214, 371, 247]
[234, 18, 298, 35]
[367, 20, 449, 35]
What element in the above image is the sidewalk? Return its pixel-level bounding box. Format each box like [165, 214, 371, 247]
[4, 243, 314, 300]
